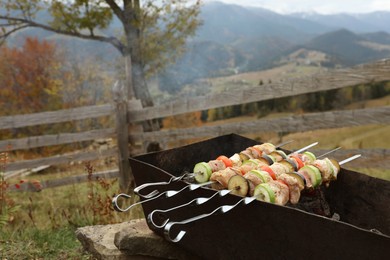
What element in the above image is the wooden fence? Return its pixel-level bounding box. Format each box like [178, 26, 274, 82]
[1, 58, 390, 191]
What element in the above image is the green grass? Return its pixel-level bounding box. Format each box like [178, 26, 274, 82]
[281, 125, 390, 150]
[1, 174, 144, 259]
[0, 226, 89, 259]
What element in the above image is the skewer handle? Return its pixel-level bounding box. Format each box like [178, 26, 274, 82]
[317, 147, 341, 158]
[289, 142, 319, 155]
[276, 140, 294, 148]
[339, 154, 362, 165]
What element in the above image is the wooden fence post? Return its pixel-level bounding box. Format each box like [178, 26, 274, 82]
[112, 81, 134, 192]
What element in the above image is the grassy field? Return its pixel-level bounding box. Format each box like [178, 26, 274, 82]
[0, 162, 143, 259]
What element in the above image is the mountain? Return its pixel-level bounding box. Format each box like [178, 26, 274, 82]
[247, 7, 332, 35]
[290, 12, 390, 33]
[4, 1, 390, 95]
[305, 29, 390, 66]
[231, 36, 294, 71]
[195, 2, 312, 44]
[361, 31, 390, 45]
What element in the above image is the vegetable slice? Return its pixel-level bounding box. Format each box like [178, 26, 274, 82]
[193, 162, 212, 183]
[279, 159, 297, 172]
[262, 154, 275, 165]
[239, 151, 251, 161]
[270, 150, 287, 161]
[216, 155, 233, 168]
[247, 169, 266, 183]
[286, 172, 306, 188]
[303, 151, 316, 163]
[260, 165, 277, 180]
[242, 159, 260, 166]
[301, 165, 322, 188]
[329, 158, 341, 175]
[227, 175, 249, 197]
[254, 183, 276, 203]
[290, 154, 304, 170]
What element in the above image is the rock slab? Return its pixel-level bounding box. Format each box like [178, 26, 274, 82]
[76, 218, 199, 260]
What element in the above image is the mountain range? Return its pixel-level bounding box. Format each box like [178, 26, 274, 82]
[6, 1, 390, 92]
[159, 2, 390, 92]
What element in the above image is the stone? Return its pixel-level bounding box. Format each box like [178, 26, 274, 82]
[76, 221, 135, 260]
[114, 219, 199, 260]
[76, 218, 199, 260]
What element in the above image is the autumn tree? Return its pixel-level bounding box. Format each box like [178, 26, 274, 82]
[0, 37, 63, 115]
[0, 37, 72, 144]
[0, 0, 202, 111]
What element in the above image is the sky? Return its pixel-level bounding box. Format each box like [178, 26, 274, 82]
[204, 0, 390, 14]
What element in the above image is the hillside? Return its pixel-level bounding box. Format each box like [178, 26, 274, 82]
[5, 2, 390, 97]
[158, 3, 390, 94]
[361, 31, 390, 45]
[195, 2, 316, 44]
[304, 29, 390, 66]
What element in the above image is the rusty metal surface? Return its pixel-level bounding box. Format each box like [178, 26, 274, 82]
[129, 134, 390, 259]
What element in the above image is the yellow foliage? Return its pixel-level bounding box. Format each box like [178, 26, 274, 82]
[162, 111, 202, 128]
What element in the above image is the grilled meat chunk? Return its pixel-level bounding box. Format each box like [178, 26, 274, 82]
[270, 162, 291, 178]
[208, 159, 226, 173]
[267, 180, 289, 206]
[253, 143, 276, 155]
[210, 167, 241, 188]
[277, 174, 302, 204]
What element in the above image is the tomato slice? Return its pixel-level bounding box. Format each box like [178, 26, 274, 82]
[216, 155, 233, 168]
[290, 154, 304, 170]
[260, 165, 277, 180]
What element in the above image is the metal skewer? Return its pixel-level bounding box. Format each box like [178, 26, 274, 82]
[134, 173, 191, 199]
[317, 147, 342, 158]
[112, 181, 214, 212]
[164, 196, 257, 243]
[148, 189, 231, 229]
[339, 154, 361, 165]
[275, 139, 294, 148]
[288, 142, 319, 156]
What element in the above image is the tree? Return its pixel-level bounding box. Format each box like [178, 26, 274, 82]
[0, 0, 202, 109]
[0, 37, 63, 115]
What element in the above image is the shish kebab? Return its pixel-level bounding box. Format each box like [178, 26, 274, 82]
[161, 154, 361, 242]
[192, 141, 319, 183]
[112, 141, 308, 211]
[161, 154, 360, 243]
[147, 148, 343, 229]
[193, 143, 359, 206]
[113, 142, 343, 212]
[131, 140, 295, 198]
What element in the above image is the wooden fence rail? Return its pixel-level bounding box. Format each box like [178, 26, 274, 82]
[0, 128, 116, 152]
[0, 59, 389, 191]
[128, 59, 390, 122]
[4, 148, 117, 174]
[0, 104, 114, 130]
[132, 106, 390, 142]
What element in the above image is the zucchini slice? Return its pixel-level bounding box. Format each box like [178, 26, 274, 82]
[193, 162, 212, 183]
